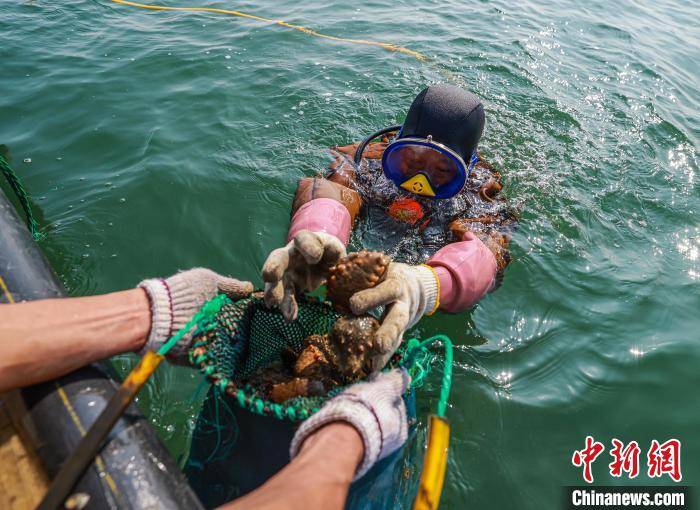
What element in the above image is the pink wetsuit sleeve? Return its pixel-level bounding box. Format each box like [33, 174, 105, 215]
[287, 198, 352, 245]
[427, 232, 497, 312]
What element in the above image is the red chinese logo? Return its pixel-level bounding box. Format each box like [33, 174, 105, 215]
[647, 439, 682, 482]
[572, 437, 682, 483]
[572, 436, 605, 483]
[609, 438, 640, 478]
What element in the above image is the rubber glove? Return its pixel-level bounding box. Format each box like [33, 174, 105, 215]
[139, 268, 253, 359]
[262, 229, 346, 321]
[350, 263, 439, 370]
[290, 368, 410, 480]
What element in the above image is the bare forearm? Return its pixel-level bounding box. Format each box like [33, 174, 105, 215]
[220, 422, 363, 510]
[0, 289, 150, 391]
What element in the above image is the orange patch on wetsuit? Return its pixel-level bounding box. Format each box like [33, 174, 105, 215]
[388, 197, 425, 225]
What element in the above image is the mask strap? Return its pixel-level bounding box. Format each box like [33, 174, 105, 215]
[467, 150, 478, 175]
[353, 125, 402, 165]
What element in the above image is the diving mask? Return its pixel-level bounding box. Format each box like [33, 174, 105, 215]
[381, 136, 477, 199]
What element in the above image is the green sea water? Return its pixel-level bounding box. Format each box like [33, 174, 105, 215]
[2, 0, 698, 507]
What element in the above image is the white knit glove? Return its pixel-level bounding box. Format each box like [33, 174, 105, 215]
[350, 263, 439, 370]
[290, 368, 410, 480]
[262, 230, 346, 321]
[139, 268, 253, 359]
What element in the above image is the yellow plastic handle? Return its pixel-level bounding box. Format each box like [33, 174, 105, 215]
[124, 350, 165, 387]
[413, 415, 451, 510]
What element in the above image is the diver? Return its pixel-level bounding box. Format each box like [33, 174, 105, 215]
[0, 268, 409, 509]
[264, 83, 516, 368]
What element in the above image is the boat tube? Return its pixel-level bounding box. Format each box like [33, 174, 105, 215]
[0, 188, 204, 509]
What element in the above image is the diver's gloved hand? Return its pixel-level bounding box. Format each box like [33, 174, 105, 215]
[290, 368, 410, 480]
[139, 268, 253, 359]
[262, 229, 346, 321]
[350, 263, 439, 370]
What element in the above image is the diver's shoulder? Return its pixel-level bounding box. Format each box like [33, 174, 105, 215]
[475, 151, 502, 179]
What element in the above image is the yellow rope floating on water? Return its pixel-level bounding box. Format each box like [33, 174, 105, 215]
[108, 0, 428, 61]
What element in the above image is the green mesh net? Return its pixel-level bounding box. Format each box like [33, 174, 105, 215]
[181, 292, 453, 508]
[186, 293, 425, 423]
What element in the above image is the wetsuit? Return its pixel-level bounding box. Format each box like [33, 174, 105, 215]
[288, 135, 516, 312]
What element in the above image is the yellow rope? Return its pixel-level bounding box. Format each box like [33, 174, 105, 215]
[0, 275, 15, 304]
[108, 0, 427, 61]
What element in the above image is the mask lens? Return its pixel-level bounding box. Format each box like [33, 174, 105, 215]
[383, 141, 467, 198]
[385, 145, 459, 184]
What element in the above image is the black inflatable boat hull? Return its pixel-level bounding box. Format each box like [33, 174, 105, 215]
[0, 189, 204, 509]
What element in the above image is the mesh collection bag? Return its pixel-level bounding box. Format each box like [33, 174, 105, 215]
[187, 293, 415, 422]
[182, 292, 450, 509]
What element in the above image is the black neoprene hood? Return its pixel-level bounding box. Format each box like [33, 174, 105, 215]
[400, 84, 485, 161]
